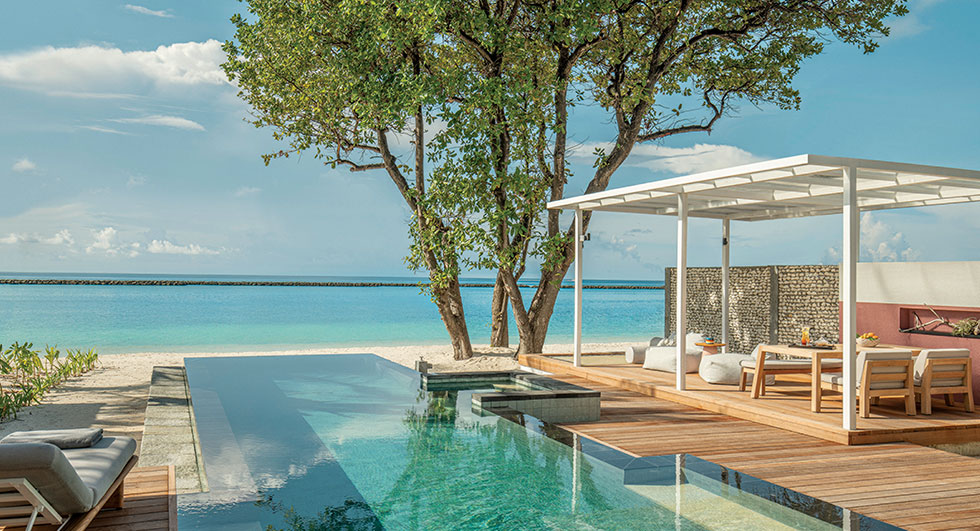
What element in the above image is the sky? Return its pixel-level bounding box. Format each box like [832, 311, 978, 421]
[0, 0, 978, 280]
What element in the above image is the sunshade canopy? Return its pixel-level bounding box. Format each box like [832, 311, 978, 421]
[547, 154, 980, 221]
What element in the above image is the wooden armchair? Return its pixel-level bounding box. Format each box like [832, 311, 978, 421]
[913, 348, 975, 415]
[821, 350, 915, 418]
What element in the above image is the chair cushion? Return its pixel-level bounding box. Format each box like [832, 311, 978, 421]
[0, 442, 94, 514]
[642, 346, 701, 374]
[647, 337, 665, 347]
[625, 345, 647, 364]
[740, 359, 841, 370]
[914, 376, 966, 388]
[821, 372, 906, 390]
[61, 436, 137, 506]
[913, 348, 970, 382]
[2, 428, 103, 449]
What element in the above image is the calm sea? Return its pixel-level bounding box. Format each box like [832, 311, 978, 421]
[0, 273, 665, 354]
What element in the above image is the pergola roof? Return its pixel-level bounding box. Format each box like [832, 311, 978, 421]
[547, 154, 980, 221]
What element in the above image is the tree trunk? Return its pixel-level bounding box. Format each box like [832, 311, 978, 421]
[515, 268, 566, 355]
[490, 272, 509, 347]
[431, 277, 474, 360]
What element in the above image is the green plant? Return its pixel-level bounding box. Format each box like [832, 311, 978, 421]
[0, 342, 99, 422]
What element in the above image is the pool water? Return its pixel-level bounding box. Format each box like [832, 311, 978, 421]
[181, 355, 897, 530]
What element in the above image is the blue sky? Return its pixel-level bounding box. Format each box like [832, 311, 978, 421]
[1, 0, 978, 280]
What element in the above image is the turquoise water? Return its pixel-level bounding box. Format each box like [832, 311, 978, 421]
[181, 354, 894, 530]
[0, 274, 664, 353]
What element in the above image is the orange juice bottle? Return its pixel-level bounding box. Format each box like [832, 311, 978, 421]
[801, 326, 811, 346]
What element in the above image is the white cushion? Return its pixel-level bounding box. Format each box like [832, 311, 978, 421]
[913, 348, 969, 384]
[740, 359, 841, 370]
[685, 333, 705, 351]
[625, 345, 647, 364]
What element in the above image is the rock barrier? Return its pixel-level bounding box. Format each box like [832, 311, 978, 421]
[0, 279, 663, 290]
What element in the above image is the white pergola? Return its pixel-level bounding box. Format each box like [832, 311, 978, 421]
[549, 154, 980, 430]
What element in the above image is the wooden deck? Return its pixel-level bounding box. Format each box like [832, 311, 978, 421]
[548, 373, 980, 530]
[521, 353, 980, 445]
[22, 466, 176, 531]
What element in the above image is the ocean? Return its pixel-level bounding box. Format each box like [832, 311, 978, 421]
[0, 273, 665, 354]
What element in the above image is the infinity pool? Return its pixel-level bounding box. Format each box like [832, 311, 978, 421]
[180, 354, 897, 530]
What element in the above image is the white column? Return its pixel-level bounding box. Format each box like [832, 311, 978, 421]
[842, 166, 859, 431]
[676, 194, 689, 390]
[573, 208, 583, 367]
[721, 218, 730, 352]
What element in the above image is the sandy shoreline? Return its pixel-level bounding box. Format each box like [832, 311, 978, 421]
[0, 341, 636, 440]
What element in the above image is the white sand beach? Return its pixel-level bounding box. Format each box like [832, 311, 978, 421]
[0, 342, 636, 439]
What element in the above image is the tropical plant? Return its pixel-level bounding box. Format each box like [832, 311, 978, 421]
[0, 343, 99, 421]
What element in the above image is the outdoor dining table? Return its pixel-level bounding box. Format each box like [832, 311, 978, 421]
[754, 344, 923, 413]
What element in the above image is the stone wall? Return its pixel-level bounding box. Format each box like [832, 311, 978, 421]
[665, 265, 839, 354]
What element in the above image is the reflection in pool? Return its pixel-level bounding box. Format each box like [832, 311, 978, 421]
[180, 354, 897, 530]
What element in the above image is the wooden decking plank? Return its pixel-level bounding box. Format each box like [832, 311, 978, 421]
[524, 355, 980, 531]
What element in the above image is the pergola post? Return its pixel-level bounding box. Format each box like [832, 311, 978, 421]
[573, 208, 583, 368]
[721, 218, 730, 352]
[676, 194, 689, 390]
[842, 166, 859, 431]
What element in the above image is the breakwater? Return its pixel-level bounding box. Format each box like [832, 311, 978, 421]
[0, 279, 663, 290]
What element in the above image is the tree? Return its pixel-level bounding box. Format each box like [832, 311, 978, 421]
[225, 0, 907, 358]
[223, 0, 479, 359]
[450, 0, 907, 353]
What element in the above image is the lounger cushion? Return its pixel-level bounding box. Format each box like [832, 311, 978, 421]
[62, 436, 137, 505]
[626, 345, 648, 364]
[0, 442, 94, 514]
[2, 428, 103, 449]
[642, 346, 701, 374]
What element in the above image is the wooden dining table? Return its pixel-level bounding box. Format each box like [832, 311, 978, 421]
[755, 344, 923, 412]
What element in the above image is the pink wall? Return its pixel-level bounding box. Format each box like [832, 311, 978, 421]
[843, 301, 980, 403]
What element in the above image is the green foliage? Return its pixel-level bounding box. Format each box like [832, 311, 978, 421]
[0, 343, 99, 422]
[224, 0, 908, 348]
[952, 318, 980, 337]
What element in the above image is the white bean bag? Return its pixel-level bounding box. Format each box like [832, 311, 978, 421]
[698, 353, 774, 385]
[642, 346, 702, 374]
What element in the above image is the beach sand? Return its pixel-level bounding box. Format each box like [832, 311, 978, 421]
[0, 341, 636, 440]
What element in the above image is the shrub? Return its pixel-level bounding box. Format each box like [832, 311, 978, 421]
[0, 343, 99, 421]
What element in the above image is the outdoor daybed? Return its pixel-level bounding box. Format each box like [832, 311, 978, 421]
[0, 428, 137, 531]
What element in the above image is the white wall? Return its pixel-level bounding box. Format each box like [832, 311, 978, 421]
[852, 261, 980, 307]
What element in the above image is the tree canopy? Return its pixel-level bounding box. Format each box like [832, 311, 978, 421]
[224, 0, 907, 357]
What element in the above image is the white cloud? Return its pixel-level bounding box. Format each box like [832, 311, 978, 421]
[85, 226, 140, 257]
[570, 142, 761, 175]
[234, 186, 261, 197]
[886, 0, 945, 39]
[12, 157, 36, 172]
[0, 40, 228, 95]
[823, 212, 919, 263]
[111, 114, 205, 131]
[860, 212, 919, 262]
[80, 125, 131, 135]
[124, 4, 174, 18]
[147, 239, 220, 256]
[0, 229, 74, 246]
[127, 175, 148, 188]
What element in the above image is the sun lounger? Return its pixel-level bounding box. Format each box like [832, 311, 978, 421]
[821, 350, 916, 418]
[0, 429, 137, 531]
[912, 348, 975, 415]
